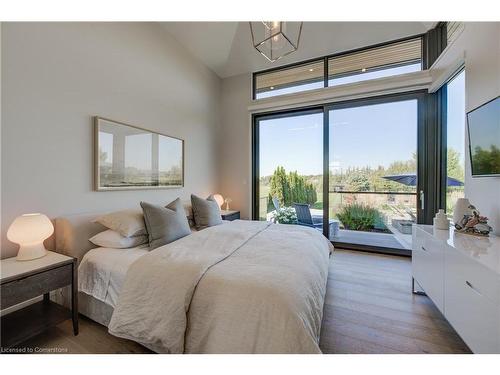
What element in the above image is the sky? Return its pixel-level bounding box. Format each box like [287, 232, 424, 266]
[447, 70, 466, 165]
[99, 131, 182, 172]
[259, 100, 418, 177]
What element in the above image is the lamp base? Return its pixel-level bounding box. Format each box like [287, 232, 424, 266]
[16, 243, 48, 261]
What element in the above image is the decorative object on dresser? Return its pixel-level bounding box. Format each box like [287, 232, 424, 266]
[433, 209, 450, 230]
[0, 251, 78, 348]
[7, 213, 54, 261]
[220, 210, 240, 222]
[454, 204, 493, 236]
[412, 225, 500, 353]
[452, 197, 472, 225]
[94, 116, 184, 191]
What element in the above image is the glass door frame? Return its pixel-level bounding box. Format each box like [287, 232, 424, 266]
[251, 106, 326, 225]
[252, 90, 438, 255]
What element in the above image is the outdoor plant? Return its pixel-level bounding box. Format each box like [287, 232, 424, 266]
[272, 206, 297, 224]
[337, 203, 386, 232]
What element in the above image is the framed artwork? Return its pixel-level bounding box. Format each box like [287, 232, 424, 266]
[94, 117, 184, 191]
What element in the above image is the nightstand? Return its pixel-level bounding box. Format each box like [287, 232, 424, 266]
[0, 251, 78, 348]
[220, 210, 240, 221]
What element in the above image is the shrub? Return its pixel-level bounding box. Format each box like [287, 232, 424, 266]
[272, 206, 297, 224]
[337, 203, 385, 231]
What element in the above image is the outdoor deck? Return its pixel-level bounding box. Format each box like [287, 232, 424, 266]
[331, 229, 410, 251]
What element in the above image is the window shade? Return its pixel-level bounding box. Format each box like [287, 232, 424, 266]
[328, 38, 422, 79]
[255, 60, 324, 94]
[446, 22, 464, 45]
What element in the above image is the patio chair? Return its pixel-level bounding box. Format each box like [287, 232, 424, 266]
[293, 202, 340, 238]
[293, 203, 322, 228]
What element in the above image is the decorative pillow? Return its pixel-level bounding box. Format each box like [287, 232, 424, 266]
[191, 194, 223, 229]
[141, 199, 191, 250]
[182, 201, 196, 227]
[89, 229, 147, 249]
[93, 209, 146, 237]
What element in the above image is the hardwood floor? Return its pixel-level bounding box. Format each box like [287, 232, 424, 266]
[11, 249, 470, 354]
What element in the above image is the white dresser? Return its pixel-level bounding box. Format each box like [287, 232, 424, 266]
[412, 224, 500, 353]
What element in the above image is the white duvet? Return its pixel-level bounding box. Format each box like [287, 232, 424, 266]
[108, 220, 332, 354]
[78, 246, 149, 307]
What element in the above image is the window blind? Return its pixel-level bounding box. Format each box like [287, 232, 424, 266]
[328, 38, 422, 79]
[255, 60, 324, 94]
[446, 22, 464, 45]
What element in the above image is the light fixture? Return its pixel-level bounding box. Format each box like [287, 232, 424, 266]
[361, 68, 367, 72]
[249, 22, 303, 62]
[212, 194, 224, 209]
[7, 213, 54, 261]
[309, 68, 314, 72]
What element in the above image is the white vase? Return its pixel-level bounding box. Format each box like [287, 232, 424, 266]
[453, 198, 471, 225]
[434, 209, 450, 230]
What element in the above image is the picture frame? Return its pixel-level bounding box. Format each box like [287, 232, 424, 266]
[94, 116, 184, 191]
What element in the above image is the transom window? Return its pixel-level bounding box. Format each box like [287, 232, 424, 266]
[253, 36, 423, 100]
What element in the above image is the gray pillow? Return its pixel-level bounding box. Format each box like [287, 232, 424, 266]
[140, 199, 191, 250]
[191, 194, 223, 229]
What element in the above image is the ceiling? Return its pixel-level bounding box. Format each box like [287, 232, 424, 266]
[160, 22, 436, 78]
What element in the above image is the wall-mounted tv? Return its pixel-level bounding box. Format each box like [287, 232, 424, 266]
[467, 96, 500, 177]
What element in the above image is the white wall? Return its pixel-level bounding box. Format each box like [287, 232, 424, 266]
[1, 22, 221, 258]
[435, 23, 500, 234]
[218, 73, 252, 219]
[462, 23, 500, 235]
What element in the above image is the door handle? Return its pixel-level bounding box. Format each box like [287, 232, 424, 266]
[419, 190, 424, 210]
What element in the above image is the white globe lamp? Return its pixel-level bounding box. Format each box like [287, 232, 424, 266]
[212, 194, 224, 209]
[7, 213, 54, 261]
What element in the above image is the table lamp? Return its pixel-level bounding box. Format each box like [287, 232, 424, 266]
[212, 194, 224, 209]
[7, 213, 54, 261]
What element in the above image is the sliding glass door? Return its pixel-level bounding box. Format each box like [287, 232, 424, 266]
[254, 109, 324, 234]
[253, 93, 429, 253]
[327, 97, 421, 252]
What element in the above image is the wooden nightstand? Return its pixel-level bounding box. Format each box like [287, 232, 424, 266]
[220, 210, 240, 221]
[0, 251, 78, 348]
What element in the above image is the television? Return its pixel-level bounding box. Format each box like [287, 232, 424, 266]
[467, 96, 500, 177]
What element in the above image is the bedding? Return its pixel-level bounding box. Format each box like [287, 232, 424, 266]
[93, 209, 146, 237]
[141, 199, 191, 249]
[191, 194, 223, 228]
[108, 220, 332, 354]
[79, 246, 149, 307]
[89, 229, 147, 249]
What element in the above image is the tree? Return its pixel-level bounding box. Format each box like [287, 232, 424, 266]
[472, 145, 500, 175]
[268, 167, 317, 207]
[447, 148, 465, 182]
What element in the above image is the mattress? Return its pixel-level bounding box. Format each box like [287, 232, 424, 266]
[78, 246, 149, 308]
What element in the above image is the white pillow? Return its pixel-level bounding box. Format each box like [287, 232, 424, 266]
[89, 229, 147, 249]
[93, 209, 146, 237]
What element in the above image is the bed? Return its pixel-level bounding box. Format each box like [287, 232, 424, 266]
[54, 213, 332, 353]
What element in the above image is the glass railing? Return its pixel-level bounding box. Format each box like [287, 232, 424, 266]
[328, 190, 416, 235]
[260, 190, 416, 248]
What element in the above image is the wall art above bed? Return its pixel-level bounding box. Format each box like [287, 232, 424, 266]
[94, 117, 184, 191]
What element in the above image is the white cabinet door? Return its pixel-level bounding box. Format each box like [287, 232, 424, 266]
[412, 228, 445, 313]
[445, 246, 500, 353]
